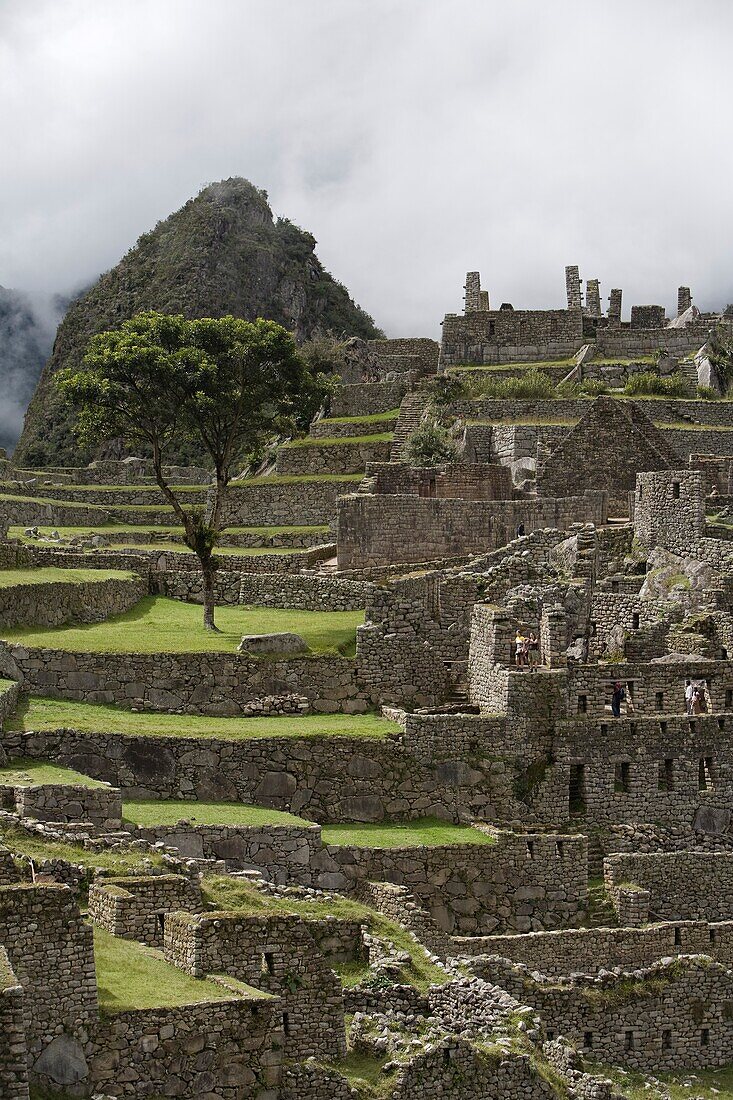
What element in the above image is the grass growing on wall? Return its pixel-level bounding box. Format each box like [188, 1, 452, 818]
[0, 822, 165, 875]
[0, 596, 364, 656]
[320, 817, 496, 848]
[587, 1062, 733, 1099]
[93, 926, 262, 1012]
[123, 800, 311, 828]
[0, 567, 137, 587]
[282, 432, 393, 448]
[4, 696, 399, 741]
[318, 408, 401, 424]
[9, 523, 331, 540]
[0, 758, 106, 788]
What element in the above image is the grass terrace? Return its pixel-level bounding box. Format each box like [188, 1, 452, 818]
[233, 472, 365, 485]
[200, 874, 449, 991]
[589, 1062, 733, 1099]
[282, 432, 393, 447]
[4, 696, 399, 740]
[320, 817, 496, 848]
[0, 595, 364, 656]
[97, 543, 318, 556]
[9, 523, 330, 541]
[446, 358, 575, 372]
[317, 408, 400, 425]
[0, 758, 106, 788]
[123, 799, 311, 827]
[93, 926, 263, 1013]
[0, 567, 137, 587]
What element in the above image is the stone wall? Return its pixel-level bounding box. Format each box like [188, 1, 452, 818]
[163, 911, 346, 1061]
[157, 568, 370, 611]
[366, 461, 512, 500]
[441, 308, 584, 366]
[220, 477, 360, 526]
[337, 492, 607, 569]
[460, 920, 733, 975]
[13, 484, 207, 507]
[605, 851, 733, 921]
[634, 468, 706, 553]
[479, 954, 733, 1071]
[0, 573, 146, 628]
[11, 782, 122, 828]
[275, 438, 392, 476]
[0, 947, 28, 1100]
[0, 883, 97, 1061]
[451, 395, 733, 428]
[85, 996, 280, 1098]
[88, 874, 202, 946]
[0, 495, 112, 527]
[329, 381, 409, 418]
[320, 830, 587, 935]
[596, 321, 713, 358]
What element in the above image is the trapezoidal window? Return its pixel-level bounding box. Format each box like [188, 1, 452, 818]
[569, 764, 586, 815]
[673, 481, 681, 499]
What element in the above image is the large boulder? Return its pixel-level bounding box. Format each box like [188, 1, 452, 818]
[238, 633, 309, 656]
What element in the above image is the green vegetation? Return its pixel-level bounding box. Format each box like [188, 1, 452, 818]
[123, 799, 310, 827]
[403, 418, 458, 467]
[462, 367, 558, 400]
[0, 822, 165, 875]
[318, 409, 400, 425]
[0, 595, 364, 656]
[327, 1050, 395, 1097]
[0, 567, 136, 587]
[102, 543, 311, 556]
[282, 432, 393, 447]
[5, 696, 399, 741]
[0, 758, 105, 788]
[93, 926, 262, 1013]
[624, 371, 688, 397]
[447, 358, 575, 372]
[237, 472, 364, 485]
[9, 523, 330, 540]
[320, 817, 495, 848]
[201, 874, 448, 991]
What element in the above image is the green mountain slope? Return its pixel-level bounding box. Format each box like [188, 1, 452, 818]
[14, 178, 382, 466]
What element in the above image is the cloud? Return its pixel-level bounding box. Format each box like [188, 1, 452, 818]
[1, 0, 732, 340]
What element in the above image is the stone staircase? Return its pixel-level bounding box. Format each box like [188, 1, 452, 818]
[390, 391, 431, 460]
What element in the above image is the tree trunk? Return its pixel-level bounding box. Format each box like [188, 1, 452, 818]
[201, 559, 219, 631]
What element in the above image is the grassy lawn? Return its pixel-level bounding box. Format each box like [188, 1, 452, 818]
[5, 696, 399, 740]
[282, 432, 393, 448]
[101, 543, 314, 556]
[0, 822, 165, 875]
[0, 758, 105, 788]
[0, 595, 364, 656]
[0, 567, 136, 587]
[234, 472, 364, 485]
[201, 874, 448, 991]
[320, 817, 496, 848]
[447, 358, 575, 372]
[123, 800, 311, 827]
[9, 523, 330, 539]
[319, 409, 400, 425]
[589, 1062, 733, 1099]
[93, 926, 262, 1013]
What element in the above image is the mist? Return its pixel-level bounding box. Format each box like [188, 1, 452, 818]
[1, 0, 733, 444]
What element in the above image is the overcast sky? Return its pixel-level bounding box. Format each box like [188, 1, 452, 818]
[2, 0, 732, 337]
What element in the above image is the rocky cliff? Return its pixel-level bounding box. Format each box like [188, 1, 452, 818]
[14, 178, 382, 466]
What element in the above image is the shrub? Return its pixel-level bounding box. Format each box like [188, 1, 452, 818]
[578, 379, 610, 396]
[468, 368, 557, 401]
[708, 333, 733, 393]
[623, 371, 688, 398]
[425, 374, 466, 406]
[403, 418, 458, 467]
[697, 385, 719, 401]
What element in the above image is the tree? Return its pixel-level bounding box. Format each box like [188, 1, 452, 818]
[402, 417, 458, 467]
[58, 311, 329, 630]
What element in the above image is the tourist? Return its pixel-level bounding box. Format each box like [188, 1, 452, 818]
[516, 522, 525, 538]
[685, 680, 694, 716]
[611, 681, 625, 718]
[527, 632, 540, 668]
[515, 630, 527, 668]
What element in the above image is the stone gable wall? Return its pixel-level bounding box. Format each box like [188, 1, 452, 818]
[605, 851, 733, 921]
[88, 874, 203, 946]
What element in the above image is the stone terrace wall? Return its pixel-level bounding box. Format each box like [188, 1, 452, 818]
[157, 569, 370, 611]
[0, 496, 112, 527]
[131, 823, 323, 884]
[0, 680, 20, 725]
[460, 920, 733, 975]
[390, 1040, 567, 1099]
[337, 492, 607, 569]
[596, 322, 713, 358]
[481, 954, 733, 1072]
[329, 381, 409, 418]
[441, 308, 584, 366]
[0, 947, 28, 1100]
[319, 831, 587, 935]
[85, 996, 280, 1098]
[452, 396, 733, 428]
[605, 851, 733, 921]
[0, 883, 97, 1060]
[0, 574, 146, 628]
[88, 874, 202, 946]
[164, 911, 346, 1061]
[220, 477, 360, 526]
[3, 644, 365, 716]
[276, 438, 392, 476]
[12, 782, 122, 828]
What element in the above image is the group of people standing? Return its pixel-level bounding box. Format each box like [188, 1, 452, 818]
[685, 680, 709, 715]
[514, 630, 540, 668]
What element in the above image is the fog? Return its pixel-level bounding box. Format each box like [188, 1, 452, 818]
[1, 0, 732, 339]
